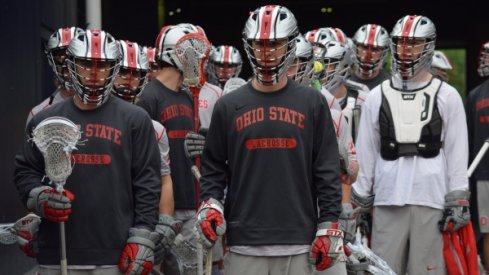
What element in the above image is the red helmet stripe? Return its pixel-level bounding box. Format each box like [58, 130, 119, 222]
[146, 48, 155, 63]
[367, 24, 378, 46]
[333, 28, 345, 43]
[90, 30, 102, 59]
[306, 29, 318, 43]
[126, 41, 137, 68]
[223, 46, 230, 64]
[61, 28, 72, 47]
[259, 5, 277, 39]
[401, 16, 416, 37]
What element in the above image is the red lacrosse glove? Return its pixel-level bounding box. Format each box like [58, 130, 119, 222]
[195, 198, 226, 249]
[309, 221, 346, 271]
[12, 213, 41, 257]
[118, 227, 160, 275]
[26, 186, 75, 222]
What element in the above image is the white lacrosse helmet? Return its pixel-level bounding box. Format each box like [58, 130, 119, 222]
[352, 24, 390, 77]
[242, 5, 299, 85]
[288, 34, 315, 85]
[112, 40, 149, 102]
[318, 40, 352, 91]
[430, 50, 452, 81]
[324, 27, 348, 44]
[155, 24, 200, 71]
[45, 27, 85, 89]
[223, 77, 247, 94]
[209, 45, 243, 84]
[478, 41, 489, 77]
[390, 15, 436, 79]
[66, 29, 121, 106]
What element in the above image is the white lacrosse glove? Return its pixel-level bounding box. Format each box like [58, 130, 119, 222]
[309, 221, 346, 271]
[439, 190, 471, 232]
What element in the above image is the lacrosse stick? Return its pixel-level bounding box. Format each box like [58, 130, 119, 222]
[175, 32, 212, 275]
[32, 116, 81, 275]
[468, 137, 489, 178]
[0, 213, 42, 246]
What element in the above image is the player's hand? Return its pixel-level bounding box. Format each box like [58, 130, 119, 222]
[26, 186, 75, 222]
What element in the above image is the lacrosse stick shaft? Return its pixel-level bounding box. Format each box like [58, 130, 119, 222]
[60, 222, 68, 275]
[468, 138, 489, 178]
[197, 242, 204, 275]
[205, 248, 213, 275]
[191, 87, 202, 209]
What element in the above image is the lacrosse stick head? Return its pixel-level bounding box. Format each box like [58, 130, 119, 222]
[174, 33, 212, 89]
[0, 223, 16, 244]
[32, 117, 81, 187]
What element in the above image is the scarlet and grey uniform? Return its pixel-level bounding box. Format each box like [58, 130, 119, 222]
[198, 81, 223, 129]
[26, 88, 69, 126]
[466, 78, 489, 232]
[353, 76, 468, 274]
[200, 80, 341, 251]
[137, 79, 196, 210]
[14, 96, 161, 266]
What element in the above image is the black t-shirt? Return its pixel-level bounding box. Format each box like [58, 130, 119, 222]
[15, 96, 161, 265]
[137, 79, 197, 209]
[466, 79, 489, 180]
[349, 70, 390, 90]
[200, 80, 341, 246]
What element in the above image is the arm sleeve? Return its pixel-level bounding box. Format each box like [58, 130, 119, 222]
[13, 120, 45, 206]
[132, 114, 162, 230]
[314, 95, 342, 223]
[352, 94, 379, 197]
[158, 127, 171, 176]
[443, 89, 469, 191]
[200, 100, 228, 202]
[465, 89, 475, 163]
[336, 112, 356, 161]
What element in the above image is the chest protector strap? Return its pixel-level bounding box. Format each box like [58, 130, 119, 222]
[379, 78, 443, 160]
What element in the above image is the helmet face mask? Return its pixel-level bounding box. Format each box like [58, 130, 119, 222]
[242, 5, 299, 85]
[317, 40, 351, 91]
[66, 29, 121, 106]
[390, 15, 436, 79]
[45, 27, 85, 90]
[112, 41, 149, 102]
[209, 45, 243, 84]
[287, 34, 314, 85]
[352, 24, 390, 77]
[478, 41, 489, 77]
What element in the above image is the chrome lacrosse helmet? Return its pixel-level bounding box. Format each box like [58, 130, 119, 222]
[155, 24, 200, 71]
[287, 34, 314, 85]
[143, 46, 159, 80]
[430, 50, 452, 81]
[112, 40, 149, 102]
[209, 45, 243, 85]
[242, 5, 299, 85]
[45, 27, 85, 89]
[478, 41, 489, 77]
[66, 29, 121, 106]
[318, 40, 352, 91]
[352, 24, 390, 77]
[390, 15, 436, 79]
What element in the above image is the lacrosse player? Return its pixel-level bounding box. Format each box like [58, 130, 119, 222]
[466, 41, 489, 274]
[26, 27, 85, 126]
[14, 30, 161, 275]
[352, 15, 470, 274]
[195, 5, 343, 274]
